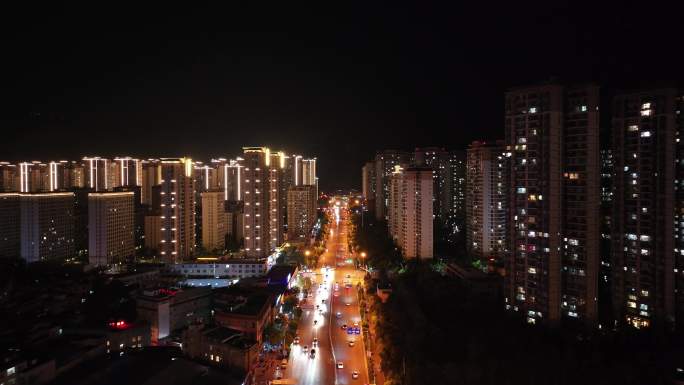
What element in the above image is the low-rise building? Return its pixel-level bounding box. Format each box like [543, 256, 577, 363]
[213, 288, 275, 345]
[104, 321, 151, 354]
[166, 258, 269, 279]
[182, 324, 259, 373]
[136, 286, 212, 344]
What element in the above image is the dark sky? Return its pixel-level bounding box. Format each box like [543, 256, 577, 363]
[2, 2, 682, 190]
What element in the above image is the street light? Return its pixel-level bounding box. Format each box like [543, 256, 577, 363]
[360, 252, 367, 258]
[304, 250, 311, 256]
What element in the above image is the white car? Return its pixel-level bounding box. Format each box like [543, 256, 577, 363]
[337, 361, 344, 369]
[352, 370, 359, 379]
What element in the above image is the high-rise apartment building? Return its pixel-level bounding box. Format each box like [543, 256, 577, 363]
[141, 159, 160, 205]
[0, 163, 17, 192]
[302, 158, 316, 186]
[201, 191, 228, 252]
[361, 161, 376, 212]
[0, 193, 20, 258]
[113, 157, 142, 188]
[88, 192, 135, 266]
[415, 147, 452, 219]
[611, 88, 682, 329]
[466, 141, 508, 266]
[449, 151, 467, 219]
[291, 155, 303, 187]
[388, 167, 433, 259]
[268, 151, 286, 251]
[17, 161, 49, 192]
[20, 192, 75, 262]
[287, 185, 316, 243]
[374, 150, 411, 221]
[159, 158, 195, 263]
[83, 157, 114, 191]
[242, 148, 270, 257]
[64, 161, 85, 189]
[504, 83, 600, 326]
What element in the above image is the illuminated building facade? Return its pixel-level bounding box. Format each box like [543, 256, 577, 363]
[159, 158, 196, 263]
[268, 151, 286, 250]
[83, 157, 114, 191]
[242, 148, 270, 257]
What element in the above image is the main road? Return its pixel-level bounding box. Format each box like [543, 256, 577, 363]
[282, 200, 370, 385]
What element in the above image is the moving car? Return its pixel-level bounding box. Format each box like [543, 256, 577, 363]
[303, 345, 308, 352]
[313, 338, 318, 346]
[293, 336, 300, 344]
[310, 348, 316, 358]
[348, 340, 355, 347]
[341, 324, 347, 329]
[337, 361, 344, 369]
[336, 312, 342, 318]
[281, 359, 288, 369]
[352, 370, 359, 379]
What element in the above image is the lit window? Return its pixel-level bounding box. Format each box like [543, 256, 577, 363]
[628, 125, 639, 132]
[640, 131, 651, 137]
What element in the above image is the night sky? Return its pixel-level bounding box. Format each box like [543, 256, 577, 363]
[2, 2, 682, 190]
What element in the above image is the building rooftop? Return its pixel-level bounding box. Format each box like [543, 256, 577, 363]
[203, 326, 256, 350]
[265, 264, 297, 286]
[50, 347, 244, 385]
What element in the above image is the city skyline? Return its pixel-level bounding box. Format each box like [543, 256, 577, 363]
[3, 3, 683, 191]
[2, 3, 684, 385]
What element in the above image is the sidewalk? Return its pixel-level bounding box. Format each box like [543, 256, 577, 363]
[250, 350, 280, 385]
[359, 284, 386, 385]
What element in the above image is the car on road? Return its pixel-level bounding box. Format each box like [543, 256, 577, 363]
[346, 302, 351, 306]
[293, 336, 300, 344]
[336, 312, 342, 318]
[348, 340, 355, 347]
[310, 348, 316, 358]
[346, 328, 354, 335]
[346, 274, 351, 279]
[341, 324, 347, 329]
[353, 322, 359, 328]
[337, 361, 344, 369]
[313, 338, 318, 346]
[303, 345, 308, 352]
[352, 370, 359, 379]
[354, 327, 361, 335]
[281, 359, 288, 368]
